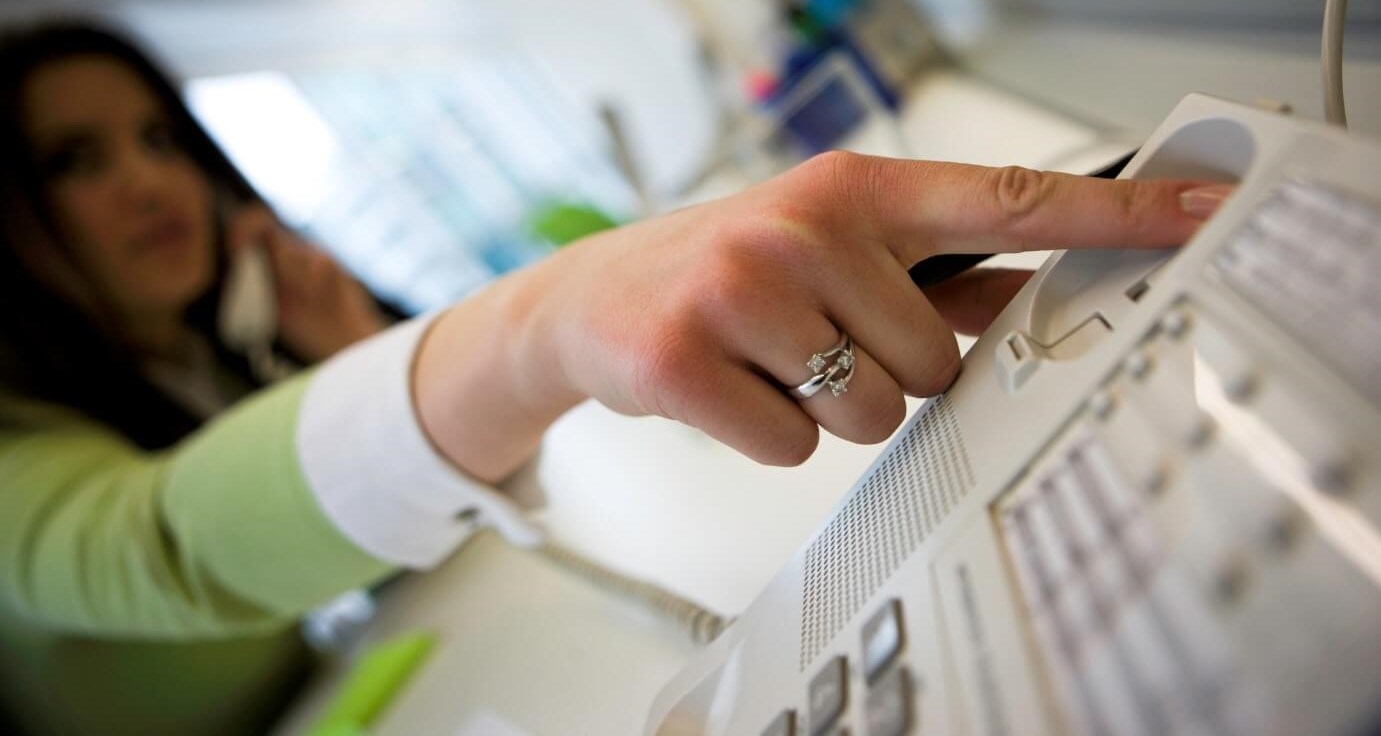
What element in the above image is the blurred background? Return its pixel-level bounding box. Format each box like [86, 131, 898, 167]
[2, 0, 1377, 315]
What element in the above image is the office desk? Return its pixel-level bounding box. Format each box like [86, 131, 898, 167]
[273, 400, 910, 736]
[274, 70, 1121, 736]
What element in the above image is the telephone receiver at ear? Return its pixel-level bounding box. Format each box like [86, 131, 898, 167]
[218, 241, 276, 354]
[218, 241, 297, 382]
[216, 189, 297, 382]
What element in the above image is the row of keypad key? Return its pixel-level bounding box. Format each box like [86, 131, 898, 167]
[763, 598, 913, 736]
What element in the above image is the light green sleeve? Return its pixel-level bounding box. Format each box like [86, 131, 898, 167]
[0, 375, 394, 639]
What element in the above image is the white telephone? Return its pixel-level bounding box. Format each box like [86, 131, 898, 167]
[646, 94, 1381, 736]
[216, 239, 294, 382]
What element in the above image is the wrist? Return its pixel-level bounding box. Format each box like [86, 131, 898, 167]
[504, 259, 587, 420]
[412, 264, 583, 483]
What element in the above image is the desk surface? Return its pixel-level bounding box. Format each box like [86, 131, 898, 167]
[274, 70, 1117, 736]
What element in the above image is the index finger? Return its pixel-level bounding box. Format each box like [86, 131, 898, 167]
[804, 153, 1227, 264]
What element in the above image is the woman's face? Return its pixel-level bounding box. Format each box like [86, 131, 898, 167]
[21, 54, 215, 323]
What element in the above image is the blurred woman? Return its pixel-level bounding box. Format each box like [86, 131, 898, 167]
[0, 20, 392, 735]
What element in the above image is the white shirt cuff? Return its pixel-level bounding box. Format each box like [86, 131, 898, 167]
[296, 313, 545, 569]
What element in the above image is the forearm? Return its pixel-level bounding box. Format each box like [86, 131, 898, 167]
[413, 258, 584, 484]
[0, 379, 392, 638]
[1, 309, 551, 637]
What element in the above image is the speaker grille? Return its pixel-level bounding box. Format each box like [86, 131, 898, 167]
[800, 394, 974, 670]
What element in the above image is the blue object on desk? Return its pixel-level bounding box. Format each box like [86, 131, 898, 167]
[769, 21, 900, 155]
[777, 72, 868, 156]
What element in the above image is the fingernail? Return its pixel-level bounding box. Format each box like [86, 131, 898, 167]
[1179, 184, 1233, 220]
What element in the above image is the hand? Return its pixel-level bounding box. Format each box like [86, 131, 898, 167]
[225, 205, 386, 364]
[415, 154, 1229, 480]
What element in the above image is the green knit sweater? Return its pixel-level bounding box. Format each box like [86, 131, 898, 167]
[0, 375, 394, 735]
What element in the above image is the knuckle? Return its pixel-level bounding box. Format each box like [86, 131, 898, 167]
[988, 166, 1054, 225]
[629, 321, 702, 418]
[1115, 182, 1167, 240]
[796, 149, 861, 187]
[795, 150, 884, 214]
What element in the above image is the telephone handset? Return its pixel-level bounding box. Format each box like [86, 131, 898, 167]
[218, 241, 295, 383]
[216, 189, 297, 383]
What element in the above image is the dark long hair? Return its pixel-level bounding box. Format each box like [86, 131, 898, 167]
[0, 19, 266, 450]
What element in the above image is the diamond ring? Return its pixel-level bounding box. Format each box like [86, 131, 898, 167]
[793, 335, 856, 399]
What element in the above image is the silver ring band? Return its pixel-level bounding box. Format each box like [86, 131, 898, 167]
[793, 335, 856, 399]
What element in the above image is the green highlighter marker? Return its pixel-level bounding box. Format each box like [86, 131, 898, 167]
[307, 630, 437, 736]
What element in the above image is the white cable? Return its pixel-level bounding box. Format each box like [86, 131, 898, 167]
[1323, 0, 1349, 128]
[538, 542, 732, 646]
